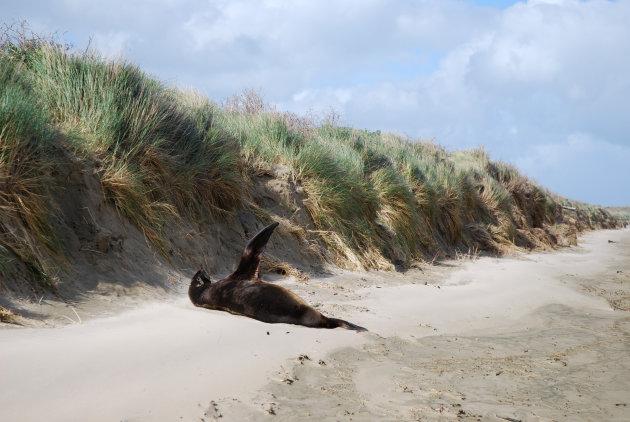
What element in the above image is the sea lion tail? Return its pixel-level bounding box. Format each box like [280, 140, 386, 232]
[232, 222, 280, 279]
[328, 317, 368, 332]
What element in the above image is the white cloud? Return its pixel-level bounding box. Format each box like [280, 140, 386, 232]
[515, 133, 630, 206]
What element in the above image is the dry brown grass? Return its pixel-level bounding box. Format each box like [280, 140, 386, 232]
[0, 305, 16, 322]
[260, 253, 309, 281]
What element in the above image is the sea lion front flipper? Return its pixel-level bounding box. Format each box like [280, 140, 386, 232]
[192, 269, 212, 286]
[231, 222, 280, 280]
[189, 269, 212, 306]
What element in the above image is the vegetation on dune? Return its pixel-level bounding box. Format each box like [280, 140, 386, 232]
[0, 50, 63, 287]
[219, 97, 620, 267]
[0, 23, 624, 291]
[1, 24, 243, 285]
[29, 45, 243, 249]
[605, 207, 630, 223]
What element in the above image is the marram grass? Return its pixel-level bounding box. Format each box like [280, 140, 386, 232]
[0, 36, 623, 288]
[25, 45, 244, 252]
[0, 54, 62, 285]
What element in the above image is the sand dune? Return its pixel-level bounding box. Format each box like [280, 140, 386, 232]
[1, 228, 629, 421]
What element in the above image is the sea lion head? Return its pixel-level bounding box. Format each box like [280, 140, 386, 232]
[189, 269, 212, 304]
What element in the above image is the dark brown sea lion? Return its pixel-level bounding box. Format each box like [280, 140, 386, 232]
[189, 222, 366, 331]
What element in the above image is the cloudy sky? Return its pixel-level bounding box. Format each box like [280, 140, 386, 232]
[4, 0, 629, 206]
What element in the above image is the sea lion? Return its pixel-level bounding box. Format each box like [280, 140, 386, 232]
[189, 222, 366, 331]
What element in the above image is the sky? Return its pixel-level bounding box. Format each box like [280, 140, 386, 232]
[3, 0, 629, 206]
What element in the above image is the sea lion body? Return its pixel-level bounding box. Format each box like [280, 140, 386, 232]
[189, 223, 366, 331]
[191, 277, 332, 327]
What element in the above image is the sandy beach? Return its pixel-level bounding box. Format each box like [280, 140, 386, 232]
[1, 228, 629, 421]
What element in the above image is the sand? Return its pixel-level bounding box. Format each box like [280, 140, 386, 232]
[1, 228, 629, 421]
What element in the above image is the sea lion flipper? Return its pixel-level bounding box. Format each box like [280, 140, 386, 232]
[189, 269, 213, 305]
[327, 317, 368, 332]
[231, 222, 280, 279]
[192, 269, 212, 285]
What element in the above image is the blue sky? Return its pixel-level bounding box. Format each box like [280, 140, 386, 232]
[3, 0, 629, 206]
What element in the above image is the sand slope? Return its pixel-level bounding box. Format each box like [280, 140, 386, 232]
[0, 299, 363, 421]
[1, 228, 629, 421]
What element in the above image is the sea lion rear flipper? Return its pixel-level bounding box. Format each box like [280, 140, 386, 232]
[327, 317, 368, 332]
[231, 222, 280, 279]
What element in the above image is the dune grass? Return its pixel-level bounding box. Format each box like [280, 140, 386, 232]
[606, 207, 630, 223]
[221, 99, 622, 266]
[27, 46, 243, 249]
[0, 30, 623, 288]
[1, 31, 244, 285]
[218, 98, 606, 267]
[0, 53, 62, 286]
